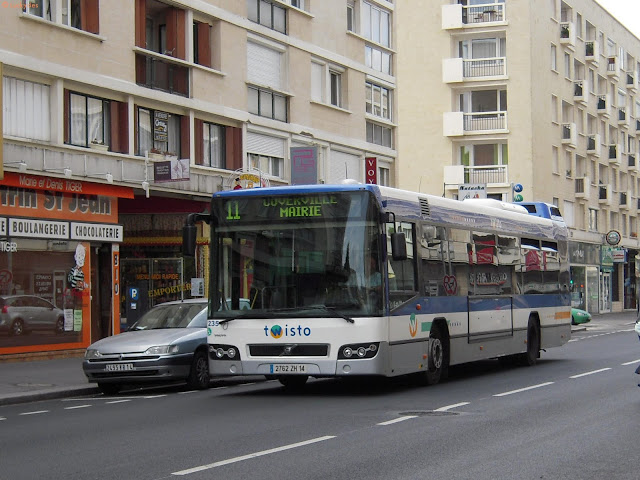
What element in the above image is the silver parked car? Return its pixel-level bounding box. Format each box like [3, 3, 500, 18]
[83, 299, 209, 394]
[0, 295, 64, 336]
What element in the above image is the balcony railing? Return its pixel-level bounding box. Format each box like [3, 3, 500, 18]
[464, 165, 508, 184]
[135, 52, 189, 97]
[463, 57, 506, 78]
[463, 111, 507, 131]
[462, 3, 504, 24]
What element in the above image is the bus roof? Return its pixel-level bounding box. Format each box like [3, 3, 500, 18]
[211, 183, 566, 241]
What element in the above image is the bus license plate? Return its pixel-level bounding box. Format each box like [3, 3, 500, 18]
[270, 364, 307, 374]
[105, 363, 134, 372]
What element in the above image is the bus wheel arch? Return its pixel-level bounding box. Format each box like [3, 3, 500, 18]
[426, 318, 450, 385]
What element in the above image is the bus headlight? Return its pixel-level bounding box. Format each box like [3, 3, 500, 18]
[209, 344, 241, 360]
[338, 342, 379, 360]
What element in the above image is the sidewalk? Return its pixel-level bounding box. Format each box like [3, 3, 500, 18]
[0, 311, 636, 406]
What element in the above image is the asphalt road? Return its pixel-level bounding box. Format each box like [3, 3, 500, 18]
[1, 320, 638, 480]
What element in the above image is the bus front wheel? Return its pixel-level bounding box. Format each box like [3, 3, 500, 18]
[425, 324, 447, 385]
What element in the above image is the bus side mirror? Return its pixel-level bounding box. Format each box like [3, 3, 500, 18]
[391, 232, 407, 261]
[182, 224, 197, 257]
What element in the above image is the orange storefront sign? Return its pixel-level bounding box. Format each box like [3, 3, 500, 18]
[0, 172, 134, 222]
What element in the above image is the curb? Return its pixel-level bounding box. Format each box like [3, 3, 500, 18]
[0, 386, 100, 406]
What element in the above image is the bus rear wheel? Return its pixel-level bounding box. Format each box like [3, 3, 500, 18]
[519, 320, 540, 366]
[278, 375, 308, 389]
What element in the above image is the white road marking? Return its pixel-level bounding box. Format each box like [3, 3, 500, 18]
[0, 417, 6, 421]
[172, 435, 336, 476]
[493, 382, 554, 397]
[178, 391, 198, 395]
[621, 359, 640, 366]
[143, 395, 167, 399]
[106, 399, 132, 404]
[569, 368, 612, 379]
[377, 416, 417, 426]
[434, 402, 470, 412]
[19, 410, 49, 416]
[64, 404, 91, 410]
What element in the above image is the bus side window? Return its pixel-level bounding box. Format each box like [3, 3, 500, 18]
[388, 222, 417, 306]
[419, 225, 447, 297]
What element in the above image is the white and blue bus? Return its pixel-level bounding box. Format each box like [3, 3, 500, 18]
[183, 184, 571, 388]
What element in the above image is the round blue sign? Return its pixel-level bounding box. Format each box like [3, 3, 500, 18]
[513, 183, 524, 193]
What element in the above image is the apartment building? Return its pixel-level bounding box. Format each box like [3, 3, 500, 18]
[0, 0, 397, 356]
[397, 0, 640, 314]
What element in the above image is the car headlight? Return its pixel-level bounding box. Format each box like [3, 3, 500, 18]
[144, 345, 180, 355]
[85, 349, 101, 359]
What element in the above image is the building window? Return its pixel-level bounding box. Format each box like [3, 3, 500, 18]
[137, 107, 181, 157]
[366, 122, 393, 148]
[68, 92, 110, 148]
[248, 87, 288, 122]
[551, 44, 557, 71]
[379, 165, 390, 186]
[2, 77, 50, 142]
[247, 0, 286, 34]
[23, 0, 99, 34]
[248, 153, 283, 178]
[365, 45, 392, 75]
[362, 1, 390, 47]
[311, 61, 345, 108]
[366, 82, 392, 120]
[202, 122, 225, 168]
[347, 1, 355, 32]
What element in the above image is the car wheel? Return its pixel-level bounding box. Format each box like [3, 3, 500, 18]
[278, 375, 308, 389]
[55, 317, 65, 333]
[519, 319, 540, 366]
[98, 383, 121, 395]
[10, 319, 24, 336]
[187, 350, 210, 390]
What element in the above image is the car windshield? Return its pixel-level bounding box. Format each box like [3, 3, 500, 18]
[129, 303, 207, 330]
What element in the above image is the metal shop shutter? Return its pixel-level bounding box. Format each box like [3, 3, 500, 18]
[328, 150, 361, 184]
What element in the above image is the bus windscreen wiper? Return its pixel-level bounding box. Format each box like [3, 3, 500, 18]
[305, 305, 355, 324]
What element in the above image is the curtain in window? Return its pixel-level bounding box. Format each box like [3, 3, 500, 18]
[70, 94, 87, 146]
[87, 97, 103, 144]
[138, 108, 153, 155]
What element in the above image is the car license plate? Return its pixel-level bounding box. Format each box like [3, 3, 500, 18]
[270, 364, 307, 374]
[105, 363, 134, 372]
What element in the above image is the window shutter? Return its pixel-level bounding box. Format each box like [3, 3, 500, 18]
[63, 89, 70, 144]
[246, 132, 285, 157]
[196, 22, 211, 68]
[195, 119, 204, 166]
[328, 151, 360, 183]
[135, 0, 146, 48]
[247, 42, 281, 90]
[81, 0, 100, 34]
[226, 126, 243, 171]
[180, 116, 190, 159]
[3, 77, 50, 141]
[166, 8, 186, 59]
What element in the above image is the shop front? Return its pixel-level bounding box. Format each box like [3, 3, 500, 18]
[569, 241, 600, 314]
[0, 172, 132, 356]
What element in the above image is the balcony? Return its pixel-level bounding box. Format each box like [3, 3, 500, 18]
[599, 184, 612, 205]
[628, 153, 637, 171]
[560, 22, 575, 50]
[607, 56, 620, 80]
[575, 177, 591, 200]
[441, 2, 505, 29]
[626, 72, 638, 93]
[443, 57, 507, 83]
[443, 111, 507, 136]
[574, 80, 587, 105]
[587, 134, 601, 157]
[597, 94, 610, 118]
[585, 41, 599, 65]
[561, 123, 577, 149]
[618, 107, 630, 128]
[443, 164, 509, 188]
[608, 144, 620, 165]
[135, 52, 189, 97]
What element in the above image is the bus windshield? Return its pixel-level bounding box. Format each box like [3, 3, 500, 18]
[211, 191, 382, 319]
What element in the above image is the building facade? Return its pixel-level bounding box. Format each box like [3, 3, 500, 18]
[397, 0, 640, 313]
[0, 0, 397, 356]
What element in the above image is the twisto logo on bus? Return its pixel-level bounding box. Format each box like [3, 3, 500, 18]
[265, 324, 312, 338]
